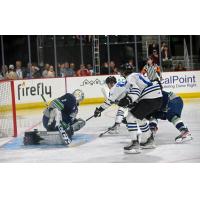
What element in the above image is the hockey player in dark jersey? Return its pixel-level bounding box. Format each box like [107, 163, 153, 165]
[42, 89, 85, 145]
[147, 91, 192, 143]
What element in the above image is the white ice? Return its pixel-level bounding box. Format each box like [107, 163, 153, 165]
[0, 98, 200, 163]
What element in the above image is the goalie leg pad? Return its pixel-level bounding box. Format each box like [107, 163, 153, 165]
[57, 122, 72, 145]
[71, 118, 86, 132]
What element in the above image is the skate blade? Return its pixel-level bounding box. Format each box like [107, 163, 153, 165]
[175, 136, 193, 144]
[124, 149, 141, 154]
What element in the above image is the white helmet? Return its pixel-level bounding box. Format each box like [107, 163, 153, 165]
[73, 89, 84, 103]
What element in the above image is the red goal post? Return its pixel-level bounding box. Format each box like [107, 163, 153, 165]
[0, 80, 17, 137]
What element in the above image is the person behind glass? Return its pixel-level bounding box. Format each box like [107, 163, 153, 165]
[47, 65, 55, 78]
[151, 49, 159, 65]
[101, 62, 109, 75]
[5, 65, 17, 80]
[148, 41, 159, 55]
[0, 68, 4, 80]
[1, 65, 8, 78]
[161, 45, 172, 70]
[109, 61, 116, 73]
[161, 41, 167, 52]
[15, 60, 24, 79]
[86, 64, 93, 75]
[111, 67, 119, 75]
[65, 62, 75, 77]
[59, 63, 66, 77]
[42, 63, 50, 78]
[174, 62, 186, 71]
[30, 63, 41, 78]
[69, 62, 76, 76]
[161, 45, 172, 61]
[76, 64, 91, 76]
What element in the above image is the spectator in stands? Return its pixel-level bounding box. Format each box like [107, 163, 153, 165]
[1, 65, 8, 77]
[69, 62, 76, 76]
[59, 63, 66, 77]
[5, 64, 17, 79]
[65, 62, 75, 77]
[0, 69, 4, 80]
[47, 65, 55, 77]
[86, 64, 93, 75]
[151, 49, 159, 65]
[15, 60, 24, 79]
[42, 63, 50, 78]
[32, 63, 41, 78]
[76, 64, 91, 76]
[111, 67, 118, 75]
[109, 61, 116, 73]
[174, 62, 186, 71]
[161, 45, 172, 71]
[101, 62, 109, 75]
[26, 63, 41, 78]
[161, 41, 167, 52]
[148, 41, 159, 55]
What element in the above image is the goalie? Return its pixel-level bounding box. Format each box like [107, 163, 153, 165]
[42, 89, 86, 145]
[24, 89, 86, 146]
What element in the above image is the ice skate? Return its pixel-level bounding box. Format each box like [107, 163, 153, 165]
[175, 130, 192, 143]
[124, 140, 141, 154]
[150, 127, 158, 136]
[140, 133, 156, 149]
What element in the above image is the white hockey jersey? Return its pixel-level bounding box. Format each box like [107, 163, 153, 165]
[100, 73, 162, 110]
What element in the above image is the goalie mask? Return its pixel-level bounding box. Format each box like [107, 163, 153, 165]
[73, 89, 84, 103]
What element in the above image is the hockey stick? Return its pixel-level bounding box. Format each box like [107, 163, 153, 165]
[98, 123, 119, 137]
[98, 129, 110, 137]
[85, 115, 94, 122]
[41, 94, 49, 107]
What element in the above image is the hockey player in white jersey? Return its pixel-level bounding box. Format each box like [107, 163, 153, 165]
[101, 76, 128, 134]
[94, 63, 163, 154]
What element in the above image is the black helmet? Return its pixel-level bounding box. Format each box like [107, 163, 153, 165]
[118, 63, 133, 76]
[105, 76, 117, 85]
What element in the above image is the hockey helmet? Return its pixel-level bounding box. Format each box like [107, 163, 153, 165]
[73, 89, 84, 103]
[105, 76, 117, 85]
[118, 63, 134, 76]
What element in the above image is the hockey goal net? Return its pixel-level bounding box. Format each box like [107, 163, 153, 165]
[0, 80, 17, 137]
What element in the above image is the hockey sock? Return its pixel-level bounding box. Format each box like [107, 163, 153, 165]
[171, 116, 188, 132]
[126, 122, 138, 141]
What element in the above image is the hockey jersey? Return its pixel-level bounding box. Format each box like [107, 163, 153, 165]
[47, 93, 78, 124]
[100, 73, 162, 110]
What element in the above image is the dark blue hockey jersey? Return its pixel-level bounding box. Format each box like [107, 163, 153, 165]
[50, 93, 78, 124]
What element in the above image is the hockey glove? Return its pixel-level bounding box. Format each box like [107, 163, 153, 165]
[94, 107, 104, 117]
[118, 96, 132, 108]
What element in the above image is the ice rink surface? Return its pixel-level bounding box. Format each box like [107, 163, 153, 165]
[0, 98, 200, 163]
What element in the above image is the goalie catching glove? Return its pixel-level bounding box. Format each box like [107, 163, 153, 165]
[94, 107, 104, 117]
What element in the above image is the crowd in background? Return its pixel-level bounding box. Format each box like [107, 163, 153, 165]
[147, 41, 187, 72]
[0, 40, 188, 80]
[0, 60, 120, 80]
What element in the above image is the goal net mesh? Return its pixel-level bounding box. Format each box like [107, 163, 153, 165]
[0, 80, 16, 137]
